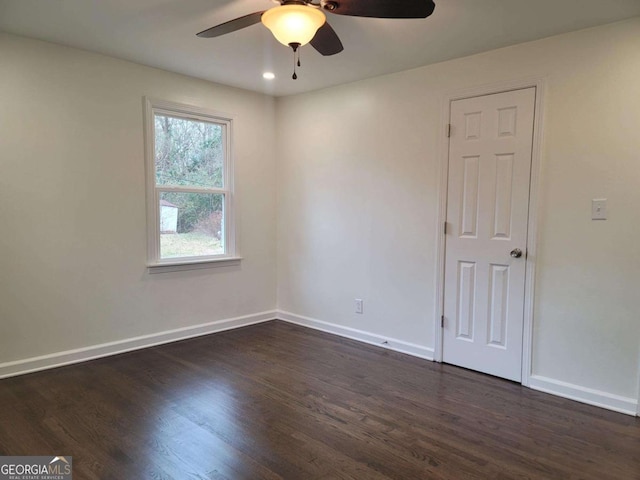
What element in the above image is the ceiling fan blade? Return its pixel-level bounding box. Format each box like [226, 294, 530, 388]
[324, 0, 435, 19]
[196, 11, 265, 38]
[310, 22, 344, 56]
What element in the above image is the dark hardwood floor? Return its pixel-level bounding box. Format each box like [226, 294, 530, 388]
[0, 321, 638, 479]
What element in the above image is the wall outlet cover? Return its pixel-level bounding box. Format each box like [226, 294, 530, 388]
[591, 198, 607, 220]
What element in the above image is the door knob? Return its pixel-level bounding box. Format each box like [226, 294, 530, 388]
[510, 248, 523, 258]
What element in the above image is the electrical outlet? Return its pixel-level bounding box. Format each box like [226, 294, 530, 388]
[355, 298, 363, 314]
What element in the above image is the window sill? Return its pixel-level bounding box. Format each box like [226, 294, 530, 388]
[147, 256, 242, 274]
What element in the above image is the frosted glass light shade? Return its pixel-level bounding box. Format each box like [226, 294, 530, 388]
[261, 5, 326, 47]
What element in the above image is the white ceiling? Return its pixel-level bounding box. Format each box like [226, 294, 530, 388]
[1, 0, 639, 97]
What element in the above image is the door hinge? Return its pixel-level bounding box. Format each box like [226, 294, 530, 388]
[444, 221, 447, 235]
[446, 124, 451, 138]
[441, 315, 445, 328]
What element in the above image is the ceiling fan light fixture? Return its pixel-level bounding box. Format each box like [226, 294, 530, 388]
[261, 5, 326, 47]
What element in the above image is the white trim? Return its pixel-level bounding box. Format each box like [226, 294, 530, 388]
[143, 97, 238, 271]
[637, 362, 640, 416]
[279, 311, 636, 416]
[144, 97, 158, 264]
[432, 96, 452, 363]
[155, 186, 228, 195]
[529, 374, 637, 417]
[147, 256, 242, 274]
[521, 80, 546, 387]
[2, 308, 635, 418]
[278, 311, 434, 360]
[0, 311, 276, 379]
[433, 77, 546, 388]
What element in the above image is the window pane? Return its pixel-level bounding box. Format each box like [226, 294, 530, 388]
[159, 192, 224, 259]
[154, 114, 224, 188]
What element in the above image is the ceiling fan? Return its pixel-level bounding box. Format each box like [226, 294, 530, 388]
[197, 0, 436, 79]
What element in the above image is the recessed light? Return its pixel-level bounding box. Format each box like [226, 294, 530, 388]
[262, 72, 276, 80]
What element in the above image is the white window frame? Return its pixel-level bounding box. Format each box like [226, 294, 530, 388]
[144, 97, 240, 273]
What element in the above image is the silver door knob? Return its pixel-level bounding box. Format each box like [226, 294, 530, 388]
[510, 248, 523, 258]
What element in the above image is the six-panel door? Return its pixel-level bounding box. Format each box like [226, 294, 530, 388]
[443, 87, 536, 382]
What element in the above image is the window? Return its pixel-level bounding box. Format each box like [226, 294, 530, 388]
[144, 98, 238, 271]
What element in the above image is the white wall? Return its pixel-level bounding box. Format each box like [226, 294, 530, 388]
[0, 34, 277, 365]
[277, 18, 640, 404]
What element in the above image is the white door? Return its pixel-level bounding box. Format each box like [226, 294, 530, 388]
[443, 87, 536, 382]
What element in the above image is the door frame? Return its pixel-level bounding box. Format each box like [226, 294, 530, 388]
[433, 77, 546, 387]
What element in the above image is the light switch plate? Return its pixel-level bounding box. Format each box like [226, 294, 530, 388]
[591, 198, 607, 220]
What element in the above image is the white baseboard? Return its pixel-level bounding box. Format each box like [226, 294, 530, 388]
[529, 374, 638, 416]
[0, 310, 277, 379]
[3, 309, 635, 418]
[278, 311, 637, 417]
[277, 310, 435, 360]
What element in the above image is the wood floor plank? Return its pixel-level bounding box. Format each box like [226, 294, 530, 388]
[1, 320, 639, 479]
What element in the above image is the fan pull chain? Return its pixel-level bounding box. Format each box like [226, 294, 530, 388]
[297, 48, 301, 68]
[292, 49, 297, 80]
[289, 42, 301, 80]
